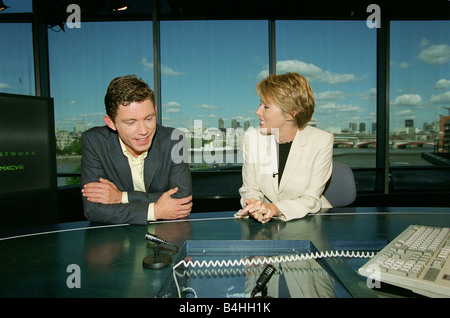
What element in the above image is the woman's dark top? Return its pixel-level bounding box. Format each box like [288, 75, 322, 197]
[277, 141, 292, 184]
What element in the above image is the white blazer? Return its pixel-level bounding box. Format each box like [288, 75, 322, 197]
[239, 126, 334, 221]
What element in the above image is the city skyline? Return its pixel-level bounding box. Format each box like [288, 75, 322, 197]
[0, 18, 449, 135]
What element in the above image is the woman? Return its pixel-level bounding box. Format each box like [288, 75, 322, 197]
[237, 72, 334, 223]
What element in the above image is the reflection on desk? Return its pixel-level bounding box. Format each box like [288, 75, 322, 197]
[0, 207, 449, 298]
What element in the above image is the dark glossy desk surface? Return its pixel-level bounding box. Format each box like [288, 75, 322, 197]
[1, 207, 449, 298]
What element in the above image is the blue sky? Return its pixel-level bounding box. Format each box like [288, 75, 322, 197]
[0, 23, 34, 94]
[159, 20, 268, 129]
[276, 20, 377, 131]
[48, 21, 154, 130]
[0, 13, 449, 133]
[390, 21, 450, 129]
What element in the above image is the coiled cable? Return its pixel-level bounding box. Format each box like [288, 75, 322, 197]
[172, 250, 375, 298]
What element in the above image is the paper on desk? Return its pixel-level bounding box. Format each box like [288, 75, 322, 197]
[234, 209, 249, 219]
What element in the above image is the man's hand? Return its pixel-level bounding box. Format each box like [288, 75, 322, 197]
[154, 187, 192, 220]
[82, 178, 122, 204]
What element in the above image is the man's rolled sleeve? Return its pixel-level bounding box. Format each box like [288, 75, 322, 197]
[147, 203, 156, 222]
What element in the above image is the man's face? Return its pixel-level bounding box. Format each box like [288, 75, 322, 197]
[104, 99, 157, 158]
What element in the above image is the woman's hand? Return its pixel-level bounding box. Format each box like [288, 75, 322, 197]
[241, 198, 279, 224]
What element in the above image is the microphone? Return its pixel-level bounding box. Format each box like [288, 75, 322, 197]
[143, 232, 178, 270]
[251, 264, 276, 298]
[144, 232, 178, 249]
[272, 172, 278, 178]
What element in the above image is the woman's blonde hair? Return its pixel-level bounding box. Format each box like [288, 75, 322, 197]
[256, 72, 315, 129]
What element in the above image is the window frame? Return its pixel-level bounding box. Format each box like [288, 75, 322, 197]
[1, 4, 449, 195]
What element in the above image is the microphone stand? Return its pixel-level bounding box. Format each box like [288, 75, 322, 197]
[142, 233, 179, 270]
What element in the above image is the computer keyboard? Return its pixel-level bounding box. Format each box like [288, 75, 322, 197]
[358, 225, 450, 297]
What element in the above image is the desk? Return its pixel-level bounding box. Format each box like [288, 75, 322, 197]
[1, 207, 449, 298]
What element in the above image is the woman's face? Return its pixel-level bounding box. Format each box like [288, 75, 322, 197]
[255, 100, 292, 134]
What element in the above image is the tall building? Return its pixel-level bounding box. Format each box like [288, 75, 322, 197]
[359, 122, 366, 133]
[405, 119, 414, 128]
[231, 118, 240, 129]
[439, 115, 450, 152]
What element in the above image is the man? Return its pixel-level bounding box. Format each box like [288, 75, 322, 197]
[81, 75, 192, 225]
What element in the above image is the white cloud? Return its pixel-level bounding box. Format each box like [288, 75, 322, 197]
[164, 101, 181, 108]
[166, 108, 181, 113]
[435, 79, 450, 89]
[395, 109, 414, 116]
[161, 64, 184, 76]
[315, 91, 347, 101]
[195, 104, 220, 110]
[258, 59, 363, 84]
[315, 88, 376, 103]
[63, 116, 80, 122]
[87, 112, 104, 117]
[357, 87, 377, 101]
[316, 102, 365, 114]
[141, 58, 184, 76]
[0, 83, 12, 89]
[391, 94, 422, 106]
[141, 58, 153, 69]
[418, 38, 430, 48]
[257, 69, 269, 79]
[418, 44, 450, 65]
[163, 101, 181, 113]
[399, 62, 411, 69]
[431, 91, 450, 104]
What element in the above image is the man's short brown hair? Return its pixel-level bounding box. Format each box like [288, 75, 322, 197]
[104, 75, 155, 121]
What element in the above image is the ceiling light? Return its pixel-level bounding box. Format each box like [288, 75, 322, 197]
[111, 0, 128, 11]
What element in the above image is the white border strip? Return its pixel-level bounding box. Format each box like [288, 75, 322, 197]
[317, 211, 450, 216]
[151, 216, 235, 224]
[0, 223, 129, 241]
